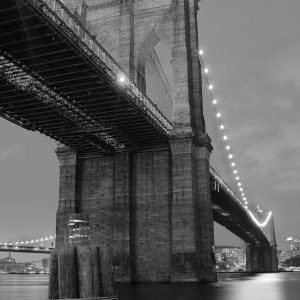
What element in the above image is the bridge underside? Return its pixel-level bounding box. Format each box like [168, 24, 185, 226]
[211, 184, 269, 246]
[0, 0, 170, 155]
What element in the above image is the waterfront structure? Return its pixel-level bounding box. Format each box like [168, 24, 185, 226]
[0, 0, 277, 284]
[214, 246, 246, 271]
[0, 252, 41, 273]
[286, 237, 300, 255]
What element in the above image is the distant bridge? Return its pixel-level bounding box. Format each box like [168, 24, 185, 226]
[0, 244, 53, 254]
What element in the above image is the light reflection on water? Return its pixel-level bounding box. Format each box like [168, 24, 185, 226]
[0, 273, 299, 300]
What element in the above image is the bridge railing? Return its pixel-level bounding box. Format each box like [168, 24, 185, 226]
[27, 0, 173, 135]
[210, 166, 244, 207]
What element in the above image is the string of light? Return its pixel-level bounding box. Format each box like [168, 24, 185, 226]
[0, 235, 56, 246]
[199, 49, 272, 229]
[199, 48, 248, 208]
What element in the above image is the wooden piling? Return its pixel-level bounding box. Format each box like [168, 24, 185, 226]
[48, 249, 59, 300]
[58, 245, 79, 299]
[98, 247, 114, 297]
[77, 245, 100, 298]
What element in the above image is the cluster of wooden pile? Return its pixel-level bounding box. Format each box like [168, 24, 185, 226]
[48, 244, 117, 300]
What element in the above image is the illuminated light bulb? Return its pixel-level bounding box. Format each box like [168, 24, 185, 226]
[223, 135, 228, 140]
[35, 239, 39, 243]
[233, 170, 238, 174]
[25, 241, 29, 244]
[212, 99, 218, 105]
[49, 236, 53, 239]
[209, 84, 214, 90]
[20, 241, 24, 244]
[216, 112, 221, 118]
[45, 237, 48, 241]
[220, 124, 225, 130]
[241, 193, 245, 196]
[245, 205, 248, 209]
[118, 74, 126, 83]
[231, 162, 235, 167]
[235, 176, 239, 181]
[40, 238, 44, 242]
[30, 240, 34, 243]
[245, 201, 248, 205]
[243, 197, 247, 201]
[228, 154, 233, 159]
[238, 182, 242, 186]
[199, 49, 204, 55]
[240, 187, 244, 192]
[226, 145, 231, 151]
[204, 68, 209, 74]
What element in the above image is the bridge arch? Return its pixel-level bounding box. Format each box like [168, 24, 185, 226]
[136, 30, 173, 120]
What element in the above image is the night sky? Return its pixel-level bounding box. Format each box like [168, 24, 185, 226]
[0, 0, 299, 262]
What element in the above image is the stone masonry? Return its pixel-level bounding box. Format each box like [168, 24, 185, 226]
[56, 0, 217, 283]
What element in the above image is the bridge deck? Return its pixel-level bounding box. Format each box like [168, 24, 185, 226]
[0, 0, 171, 154]
[211, 170, 270, 246]
[0, 244, 52, 254]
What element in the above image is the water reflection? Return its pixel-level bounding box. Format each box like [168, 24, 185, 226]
[0, 273, 299, 300]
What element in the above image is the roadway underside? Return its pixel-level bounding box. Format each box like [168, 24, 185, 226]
[211, 182, 270, 246]
[0, 0, 170, 155]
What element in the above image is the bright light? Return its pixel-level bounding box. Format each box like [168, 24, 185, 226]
[223, 135, 228, 140]
[209, 84, 214, 90]
[245, 205, 248, 210]
[216, 112, 221, 118]
[226, 145, 230, 151]
[118, 75, 126, 83]
[248, 211, 272, 228]
[245, 201, 248, 205]
[212, 99, 218, 105]
[220, 124, 224, 130]
[199, 49, 204, 55]
[239, 187, 244, 192]
[235, 176, 239, 180]
[241, 192, 244, 196]
[204, 68, 209, 74]
[238, 182, 242, 186]
[233, 170, 238, 174]
[231, 162, 235, 167]
[228, 154, 233, 159]
[243, 197, 247, 201]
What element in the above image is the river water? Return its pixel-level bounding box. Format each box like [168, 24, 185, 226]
[0, 272, 299, 300]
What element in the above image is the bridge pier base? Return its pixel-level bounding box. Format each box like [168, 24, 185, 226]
[246, 245, 278, 272]
[54, 140, 216, 283]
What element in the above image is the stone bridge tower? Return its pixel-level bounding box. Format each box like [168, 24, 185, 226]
[56, 0, 216, 283]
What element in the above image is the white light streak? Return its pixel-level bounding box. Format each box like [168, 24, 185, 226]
[248, 211, 272, 228]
